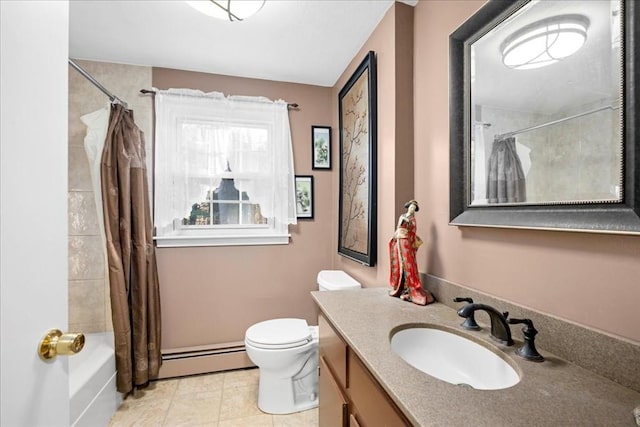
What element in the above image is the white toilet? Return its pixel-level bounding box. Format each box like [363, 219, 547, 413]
[244, 270, 361, 414]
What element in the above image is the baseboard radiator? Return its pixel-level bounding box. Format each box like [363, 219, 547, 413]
[157, 341, 255, 379]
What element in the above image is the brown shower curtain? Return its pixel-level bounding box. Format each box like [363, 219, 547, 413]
[486, 135, 527, 203]
[101, 103, 161, 394]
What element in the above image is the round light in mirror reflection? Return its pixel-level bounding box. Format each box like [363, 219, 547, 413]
[502, 15, 589, 70]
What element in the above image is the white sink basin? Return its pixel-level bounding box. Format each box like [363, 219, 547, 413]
[390, 326, 520, 390]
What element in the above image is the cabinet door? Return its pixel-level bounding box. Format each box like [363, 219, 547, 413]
[319, 313, 348, 388]
[348, 351, 411, 427]
[319, 356, 348, 427]
[349, 413, 362, 427]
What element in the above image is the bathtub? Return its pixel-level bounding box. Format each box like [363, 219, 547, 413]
[69, 332, 123, 427]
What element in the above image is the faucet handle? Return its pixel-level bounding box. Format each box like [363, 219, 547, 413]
[508, 318, 544, 362]
[453, 297, 480, 330]
[508, 317, 533, 328]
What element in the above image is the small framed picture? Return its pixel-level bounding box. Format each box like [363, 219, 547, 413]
[312, 125, 331, 170]
[295, 175, 314, 219]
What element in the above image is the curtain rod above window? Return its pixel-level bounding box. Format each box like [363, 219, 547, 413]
[139, 89, 299, 110]
[68, 59, 128, 109]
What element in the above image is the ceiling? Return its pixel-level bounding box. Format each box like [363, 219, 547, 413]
[69, 0, 406, 88]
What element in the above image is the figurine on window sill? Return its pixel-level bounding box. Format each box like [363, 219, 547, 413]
[389, 200, 434, 306]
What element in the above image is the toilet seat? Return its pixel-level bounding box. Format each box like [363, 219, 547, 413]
[245, 318, 312, 350]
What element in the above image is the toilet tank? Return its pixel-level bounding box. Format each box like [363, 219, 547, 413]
[317, 270, 361, 291]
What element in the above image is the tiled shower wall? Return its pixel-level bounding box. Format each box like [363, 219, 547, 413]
[68, 60, 152, 332]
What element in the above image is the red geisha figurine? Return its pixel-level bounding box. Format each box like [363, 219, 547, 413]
[389, 200, 434, 306]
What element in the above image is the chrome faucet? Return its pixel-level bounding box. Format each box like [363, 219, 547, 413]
[457, 303, 514, 346]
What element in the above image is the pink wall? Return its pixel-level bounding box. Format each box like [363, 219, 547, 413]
[329, 1, 639, 344]
[153, 0, 639, 351]
[152, 69, 334, 349]
[411, 1, 640, 343]
[331, 3, 416, 288]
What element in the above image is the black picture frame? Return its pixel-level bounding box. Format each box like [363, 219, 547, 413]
[295, 175, 314, 219]
[338, 51, 377, 266]
[449, 0, 640, 235]
[312, 125, 332, 170]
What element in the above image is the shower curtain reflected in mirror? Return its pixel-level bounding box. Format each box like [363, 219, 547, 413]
[486, 136, 526, 204]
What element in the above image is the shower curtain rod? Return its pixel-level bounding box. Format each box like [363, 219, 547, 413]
[68, 59, 129, 109]
[497, 103, 620, 139]
[139, 89, 299, 110]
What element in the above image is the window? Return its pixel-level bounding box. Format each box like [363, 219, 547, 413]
[184, 173, 266, 226]
[153, 89, 296, 247]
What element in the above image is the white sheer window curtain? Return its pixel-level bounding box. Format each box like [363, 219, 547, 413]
[154, 88, 297, 247]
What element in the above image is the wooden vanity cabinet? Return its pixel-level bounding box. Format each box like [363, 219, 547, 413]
[319, 313, 411, 427]
[348, 351, 410, 426]
[318, 313, 349, 426]
[319, 313, 348, 387]
[319, 355, 348, 426]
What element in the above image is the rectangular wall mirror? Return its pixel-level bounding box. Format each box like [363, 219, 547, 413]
[450, 0, 639, 234]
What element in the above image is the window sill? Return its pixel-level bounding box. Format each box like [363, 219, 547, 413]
[154, 233, 290, 248]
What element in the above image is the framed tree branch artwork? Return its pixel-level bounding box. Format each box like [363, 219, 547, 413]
[338, 50, 377, 266]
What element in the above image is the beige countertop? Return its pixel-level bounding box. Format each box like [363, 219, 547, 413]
[312, 287, 640, 427]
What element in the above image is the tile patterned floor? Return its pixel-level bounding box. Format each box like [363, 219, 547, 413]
[108, 368, 318, 427]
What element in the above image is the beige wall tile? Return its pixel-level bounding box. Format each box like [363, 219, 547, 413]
[70, 322, 106, 334]
[68, 191, 100, 235]
[68, 279, 105, 331]
[68, 145, 92, 191]
[68, 60, 152, 336]
[68, 235, 105, 280]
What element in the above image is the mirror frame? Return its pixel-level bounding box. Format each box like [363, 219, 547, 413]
[449, 0, 640, 235]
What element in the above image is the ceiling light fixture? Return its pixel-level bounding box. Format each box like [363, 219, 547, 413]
[501, 14, 589, 70]
[186, 0, 265, 22]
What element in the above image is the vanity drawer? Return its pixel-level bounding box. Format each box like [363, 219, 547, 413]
[319, 312, 348, 388]
[348, 351, 411, 427]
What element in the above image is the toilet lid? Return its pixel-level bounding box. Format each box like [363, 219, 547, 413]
[245, 318, 311, 349]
